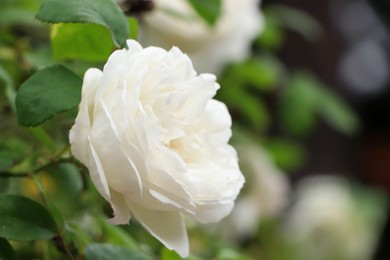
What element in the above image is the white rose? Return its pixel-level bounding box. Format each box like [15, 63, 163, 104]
[138, 0, 263, 74]
[69, 40, 244, 257]
[284, 176, 385, 260]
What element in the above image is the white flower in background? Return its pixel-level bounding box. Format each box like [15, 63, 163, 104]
[284, 175, 386, 260]
[138, 0, 263, 74]
[217, 145, 289, 240]
[69, 40, 244, 257]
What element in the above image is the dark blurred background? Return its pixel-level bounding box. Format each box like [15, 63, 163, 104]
[262, 0, 390, 258]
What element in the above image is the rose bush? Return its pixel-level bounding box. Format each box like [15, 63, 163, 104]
[69, 40, 244, 257]
[138, 0, 263, 74]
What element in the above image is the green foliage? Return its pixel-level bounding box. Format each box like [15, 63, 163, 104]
[264, 138, 306, 172]
[51, 23, 114, 62]
[0, 65, 16, 110]
[56, 163, 84, 196]
[280, 71, 359, 136]
[0, 237, 18, 260]
[317, 88, 360, 135]
[0, 194, 57, 241]
[15, 65, 82, 127]
[218, 55, 284, 131]
[187, 0, 222, 26]
[268, 5, 323, 41]
[160, 247, 182, 260]
[256, 12, 285, 50]
[36, 0, 129, 47]
[0, 143, 15, 172]
[84, 243, 153, 260]
[216, 248, 254, 260]
[98, 217, 139, 249]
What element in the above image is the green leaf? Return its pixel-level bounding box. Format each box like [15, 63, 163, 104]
[51, 23, 114, 62]
[264, 138, 306, 172]
[256, 11, 285, 50]
[161, 247, 182, 260]
[280, 71, 359, 136]
[15, 65, 82, 127]
[0, 194, 57, 241]
[230, 57, 283, 91]
[216, 248, 253, 260]
[0, 144, 14, 172]
[84, 244, 152, 260]
[0, 65, 16, 111]
[269, 5, 323, 41]
[317, 89, 360, 135]
[128, 17, 139, 40]
[280, 72, 319, 135]
[56, 163, 83, 196]
[0, 237, 18, 260]
[218, 82, 269, 130]
[36, 0, 129, 47]
[187, 0, 222, 26]
[98, 217, 138, 250]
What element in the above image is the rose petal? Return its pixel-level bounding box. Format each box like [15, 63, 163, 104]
[89, 100, 143, 198]
[88, 137, 111, 201]
[108, 188, 132, 225]
[128, 202, 189, 258]
[69, 68, 102, 165]
[188, 200, 235, 224]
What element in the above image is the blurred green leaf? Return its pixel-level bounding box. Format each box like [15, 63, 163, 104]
[280, 71, 359, 136]
[216, 248, 254, 260]
[24, 46, 55, 70]
[280, 72, 319, 135]
[51, 23, 114, 62]
[160, 247, 182, 260]
[161, 247, 202, 260]
[264, 138, 306, 172]
[256, 12, 284, 50]
[0, 65, 16, 111]
[317, 88, 360, 135]
[0, 8, 39, 25]
[56, 163, 83, 196]
[0, 180, 11, 193]
[0, 237, 18, 260]
[230, 57, 283, 91]
[28, 127, 56, 150]
[269, 4, 323, 41]
[128, 17, 139, 40]
[187, 0, 222, 26]
[218, 82, 269, 130]
[36, 0, 129, 47]
[99, 218, 139, 250]
[0, 194, 57, 241]
[84, 244, 152, 260]
[0, 144, 14, 172]
[15, 65, 82, 127]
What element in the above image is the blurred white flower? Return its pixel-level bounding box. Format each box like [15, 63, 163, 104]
[138, 0, 263, 74]
[284, 175, 386, 260]
[69, 40, 244, 257]
[217, 145, 289, 240]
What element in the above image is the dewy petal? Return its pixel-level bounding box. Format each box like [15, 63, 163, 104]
[108, 188, 132, 225]
[69, 68, 102, 165]
[127, 202, 189, 258]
